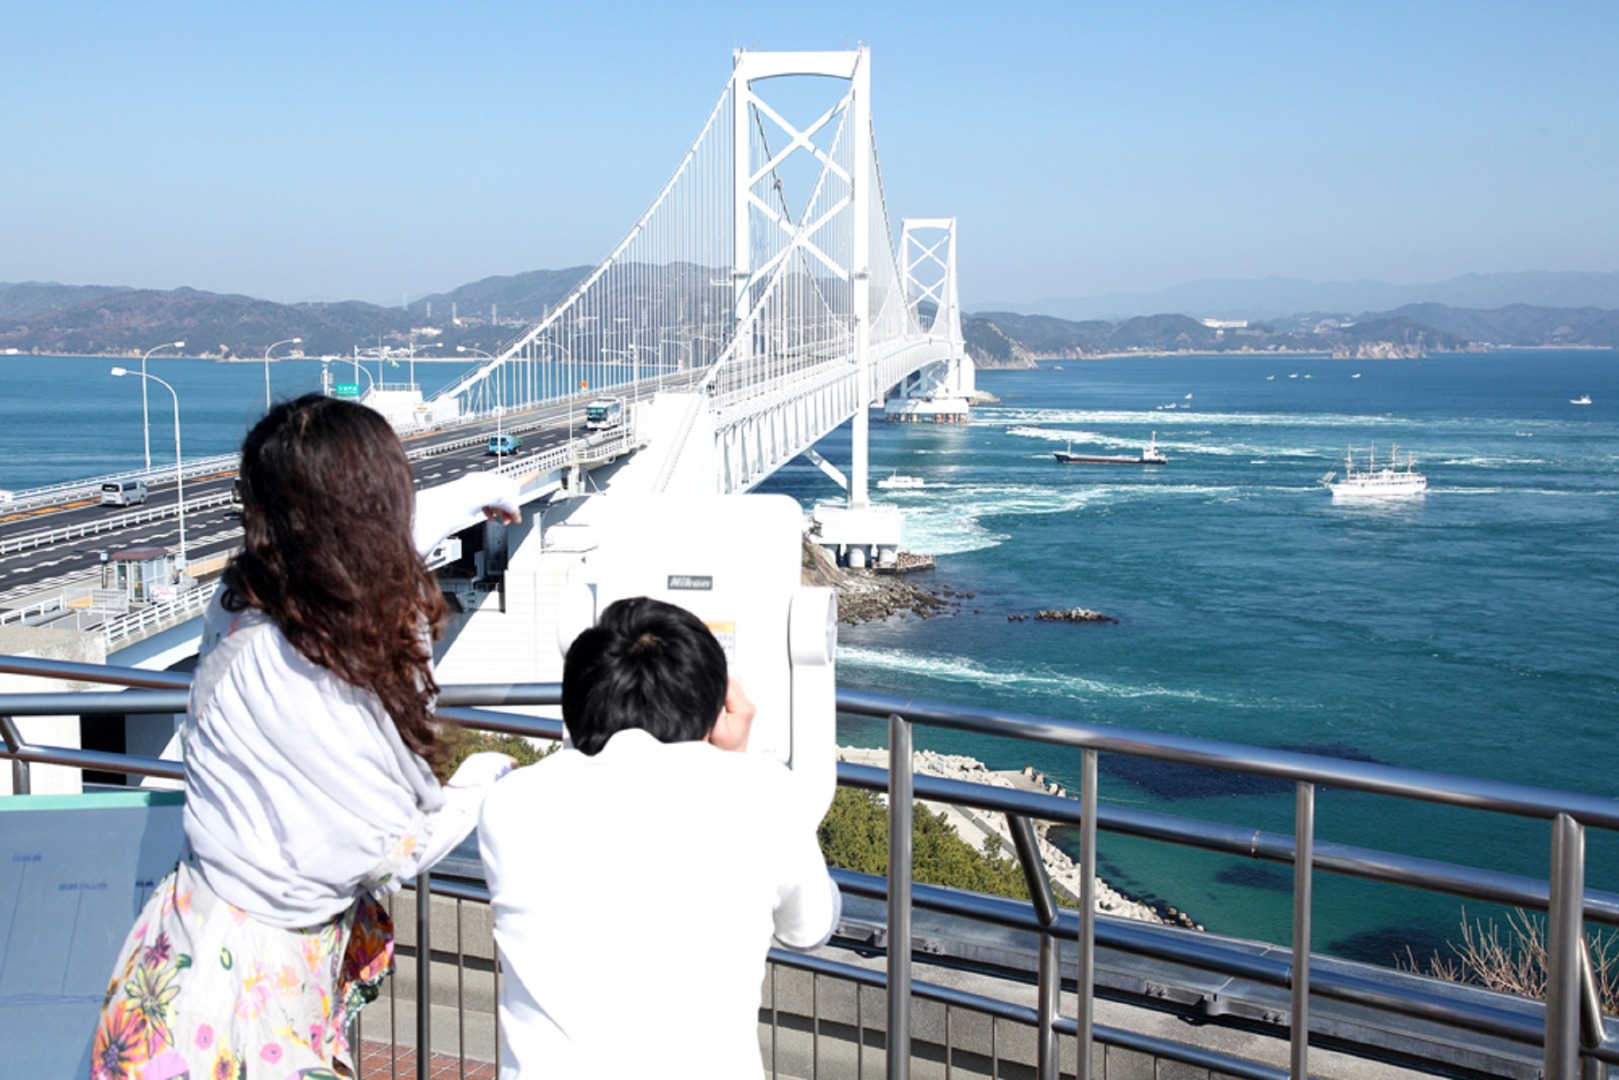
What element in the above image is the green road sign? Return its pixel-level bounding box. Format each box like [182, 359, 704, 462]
[334, 383, 361, 398]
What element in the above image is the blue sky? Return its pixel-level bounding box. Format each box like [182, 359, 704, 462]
[3, 1, 1615, 309]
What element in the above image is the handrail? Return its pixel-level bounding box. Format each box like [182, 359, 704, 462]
[1, 663, 1615, 1077]
[0, 452, 240, 512]
[0, 491, 234, 555]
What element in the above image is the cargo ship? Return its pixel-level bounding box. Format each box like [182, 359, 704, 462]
[1054, 433, 1167, 465]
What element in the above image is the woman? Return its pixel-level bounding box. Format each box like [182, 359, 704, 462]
[90, 394, 521, 1080]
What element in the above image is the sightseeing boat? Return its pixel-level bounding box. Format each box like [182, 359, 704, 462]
[1318, 445, 1427, 498]
[1054, 433, 1167, 466]
[876, 470, 926, 489]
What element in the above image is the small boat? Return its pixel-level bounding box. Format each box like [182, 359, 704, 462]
[1571, 394, 1592, 405]
[877, 470, 925, 490]
[1318, 444, 1427, 498]
[1352, 373, 1362, 379]
[1055, 433, 1167, 466]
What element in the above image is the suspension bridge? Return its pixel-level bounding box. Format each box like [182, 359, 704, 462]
[430, 47, 974, 513]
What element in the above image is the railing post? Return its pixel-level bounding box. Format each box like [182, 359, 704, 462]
[1008, 814, 1059, 1079]
[1077, 748, 1097, 1080]
[1547, 813, 1585, 1079]
[1, 715, 30, 795]
[887, 713, 912, 1080]
[1291, 781, 1314, 1080]
[416, 870, 432, 1071]
[1579, 946, 1605, 1080]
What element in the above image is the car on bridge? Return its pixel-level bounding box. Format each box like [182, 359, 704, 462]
[487, 433, 523, 456]
[101, 480, 148, 507]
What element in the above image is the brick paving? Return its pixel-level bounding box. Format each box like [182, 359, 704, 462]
[356, 1038, 497, 1079]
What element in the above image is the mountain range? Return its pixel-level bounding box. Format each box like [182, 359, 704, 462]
[3, 269, 1616, 366]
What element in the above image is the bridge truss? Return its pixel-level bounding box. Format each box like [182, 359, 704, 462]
[431, 48, 967, 497]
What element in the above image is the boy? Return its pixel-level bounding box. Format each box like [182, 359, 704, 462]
[478, 596, 842, 1078]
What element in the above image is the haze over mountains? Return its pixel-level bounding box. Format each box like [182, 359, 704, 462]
[2, 268, 1615, 365]
[980, 270, 1619, 322]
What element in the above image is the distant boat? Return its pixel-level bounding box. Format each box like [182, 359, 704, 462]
[1184, 393, 1193, 399]
[1571, 394, 1592, 405]
[1352, 373, 1362, 379]
[877, 470, 925, 490]
[1055, 432, 1167, 466]
[1289, 373, 1298, 379]
[1318, 444, 1427, 498]
[1266, 375, 1275, 381]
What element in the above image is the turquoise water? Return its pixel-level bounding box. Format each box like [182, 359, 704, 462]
[0, 356, 463, 489]
[4, 349, 1617, 962]
[757, 350, 1619, 963]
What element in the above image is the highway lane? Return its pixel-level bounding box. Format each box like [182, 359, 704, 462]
[0, 400, 599, 604]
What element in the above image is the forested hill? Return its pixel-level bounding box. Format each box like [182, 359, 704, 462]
[963, 304, 1619, 368]
[2, 274, 1614, 363]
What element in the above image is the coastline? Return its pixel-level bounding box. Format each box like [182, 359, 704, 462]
[837, 745, 1200, 930]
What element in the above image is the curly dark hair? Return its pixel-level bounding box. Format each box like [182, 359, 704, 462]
[223, 394, 448, 766]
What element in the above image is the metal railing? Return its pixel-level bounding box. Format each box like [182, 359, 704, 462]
[0, 453, 241, 513]
[2, 655, 1616, 1079]
[0, 490, 234, 555]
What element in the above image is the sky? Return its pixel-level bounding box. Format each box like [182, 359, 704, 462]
[3, 1, 1616, 310]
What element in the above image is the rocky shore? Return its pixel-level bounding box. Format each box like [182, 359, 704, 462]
[802, 538, 958, 624]
[838, 746, 1201, 930]
[806, 540, 1198, 929]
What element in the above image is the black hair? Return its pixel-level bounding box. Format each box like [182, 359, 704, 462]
[561, 596, 728, 756]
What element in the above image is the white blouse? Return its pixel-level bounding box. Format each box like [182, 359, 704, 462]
[181, 471, 520, 929]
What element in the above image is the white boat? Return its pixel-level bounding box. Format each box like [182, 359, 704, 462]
[1318, 444, 1427, 498]
[877, 470, 925, 490]
[1571, 394, 1592, 405]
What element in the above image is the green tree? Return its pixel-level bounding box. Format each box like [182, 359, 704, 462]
[818, 787, 1031, 903]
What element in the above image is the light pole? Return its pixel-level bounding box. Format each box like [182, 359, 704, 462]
[263, 337, 302, 412]
[139, 341, 185, 472]
[111, 367, 187, 573]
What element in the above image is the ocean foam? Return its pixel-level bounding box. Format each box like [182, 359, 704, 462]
[837, 643, 1226, 705]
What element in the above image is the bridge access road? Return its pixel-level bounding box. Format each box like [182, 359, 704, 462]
[0, 401, 590, 607]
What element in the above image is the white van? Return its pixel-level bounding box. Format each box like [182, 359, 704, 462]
[101, 480, 148, 507]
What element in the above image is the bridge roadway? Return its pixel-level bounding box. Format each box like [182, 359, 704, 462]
[0, 394, 617, 606]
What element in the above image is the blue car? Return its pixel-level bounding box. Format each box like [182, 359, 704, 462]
[487, 433, 523, 455]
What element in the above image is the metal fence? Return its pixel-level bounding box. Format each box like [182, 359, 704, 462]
[2, 654, 1617, 1079]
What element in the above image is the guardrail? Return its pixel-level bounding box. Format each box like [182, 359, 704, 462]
[0, 453, 240, 513]
[100, 583, 216, 647]
[1, 658, 1615, 1078]
[0, 491, 235, 556]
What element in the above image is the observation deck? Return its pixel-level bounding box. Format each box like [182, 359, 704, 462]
[4, 656, 1617, 1079]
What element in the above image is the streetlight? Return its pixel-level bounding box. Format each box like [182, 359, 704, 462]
[138, 341, 185, 472]
[263, 337, 302, 412]
[111, 367, 187, 573]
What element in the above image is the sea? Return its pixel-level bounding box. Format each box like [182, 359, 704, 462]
[3, 349, 1618, 965]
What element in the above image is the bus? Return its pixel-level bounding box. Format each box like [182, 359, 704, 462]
[584, 397, 624, 431]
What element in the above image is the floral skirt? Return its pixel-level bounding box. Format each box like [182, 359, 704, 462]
[88, 858, 394, 1080]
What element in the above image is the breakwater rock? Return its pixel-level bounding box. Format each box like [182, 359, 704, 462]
[1006, 607, 1119, 624]
[803, 537, 957, 625]
[838, 747, 1200, 929]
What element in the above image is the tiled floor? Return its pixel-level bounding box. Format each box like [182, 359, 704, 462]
[356, 1038, 498, 1079]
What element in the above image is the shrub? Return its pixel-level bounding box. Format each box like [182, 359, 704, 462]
[1400, 908, 1619, 1016]
[818, 786, 1031, 902]
[438, 726, 557, 778]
